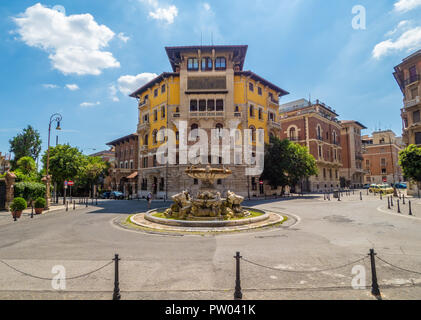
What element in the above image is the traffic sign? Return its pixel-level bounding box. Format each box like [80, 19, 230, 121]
[68, 181, 74, 186]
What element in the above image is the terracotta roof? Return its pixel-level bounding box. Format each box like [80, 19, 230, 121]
[106, 133, 138, 146]
[235, 71, 289, 97]
[340, 120, 367, 129]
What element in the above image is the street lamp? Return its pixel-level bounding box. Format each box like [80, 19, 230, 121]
[45, 113, 62, 210]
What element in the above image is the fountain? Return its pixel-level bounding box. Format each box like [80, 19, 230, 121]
[164, 165, 250, 220]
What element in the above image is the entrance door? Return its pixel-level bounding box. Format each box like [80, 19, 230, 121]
[0, 180, 6, 210]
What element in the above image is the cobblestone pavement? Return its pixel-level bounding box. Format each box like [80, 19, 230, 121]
[0, 194, 420, 300]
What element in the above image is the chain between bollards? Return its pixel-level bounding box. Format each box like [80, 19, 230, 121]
[234, 252, 242, 300]
[369, 249, 381, 298]
[113, 254, 121, 300]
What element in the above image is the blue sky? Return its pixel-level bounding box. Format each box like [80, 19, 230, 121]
[1, 0, 421, 158]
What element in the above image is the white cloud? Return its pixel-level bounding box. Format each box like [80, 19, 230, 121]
[109, 84, 120, 102]
[140, 0, 178, 24]
[43, 84, 59, 89]
[117, 73, 158, 96]
[117, 32, 130, 43]
[13, 3, 120, 75]
[65, 84, 79, 91]
[80, 101, 100, 107]
[385, 20, 410, 36]
[373, 25, 421, 59]
[203, 3, 211, 11]
[394, 0, 421, 13]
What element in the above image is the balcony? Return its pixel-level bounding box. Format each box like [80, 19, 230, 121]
[288, 136, 301, 142]
[140, 145, 148, 152]
[267, 119, 281, 130]
[138, 99, 150, 109]
[189, 111, 225, 119]
[137, 121, 150, 133]
[405, 96, 421, 108]
[316, 135, 323, 141]
[404, 74, 420, 86]
[267, 97, 279, 107]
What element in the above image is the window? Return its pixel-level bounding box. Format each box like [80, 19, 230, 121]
[216, 99, 224, 111]
[249, 126, 256, 142]
[409, 65, 417, 82]
[141, 179, 147, 190]
[217, 179, 222, 185]
[381, 158, 386, 167]
[194, 179, 198, 185]
[120, 162, 123, 169]
[258, 87, 262, 95]
[335, 170, 338, 179]
[125, 161, 128, 169]
[161, 106, 166, 119]
[381, 168, 387, 174]
[319, 145, 322, 158]
[143, 157, 148, 168]
[289, 127, 296, 140]
[130, 160, 134, 169]
[190, 100, 198, 112]
[268, 112, 275, 121]
[415, 132, 421, 145]
[154, 88, 158, 97]
[143, 114, 149, 123]
[249, 82, 254, 92]
[323, 168, 326, 178]
[199, 100, 206, 112]
[251, 177, 257, 191]
[187, 58, 199, 71]
[153, 109, 158, 121]
[143, 134, 148, 146]
[176, 131, 179, 141]
[249, 105, 255, 117]
[413, 110, 420, 123]
[258, 108, 263, 120]
[153, 155, 157, 167]
[159, 178, 164, 191]
[161, 84, 166, 94]
[207, 99, 215, 111]
[152, 130, 158, 144]
[215, 57, 226, 70]
[201, 57, 212, 71]
[411, 87, 418, 100]
[317, 126, 322, 139]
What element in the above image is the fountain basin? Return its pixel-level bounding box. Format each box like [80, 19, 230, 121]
[143, 207, 269, 228]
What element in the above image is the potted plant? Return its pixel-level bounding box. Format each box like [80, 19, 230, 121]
[34, 197, 46, 215]
[10, 197, 27, 219]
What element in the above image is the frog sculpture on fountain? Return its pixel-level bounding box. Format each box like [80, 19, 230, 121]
[164, 166, 249, 220]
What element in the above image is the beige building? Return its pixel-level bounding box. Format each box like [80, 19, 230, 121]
[129, 45, 289, 199]
[279, 99, 343, 192]
[339, 121, 367, 188]
[362, 130, 404, 185]
[394, 49, 421, 146]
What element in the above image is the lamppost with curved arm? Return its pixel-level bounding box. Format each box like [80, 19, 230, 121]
[44, 113, 62, 210]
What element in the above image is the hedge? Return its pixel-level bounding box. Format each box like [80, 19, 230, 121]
[14, 182, 46, 202]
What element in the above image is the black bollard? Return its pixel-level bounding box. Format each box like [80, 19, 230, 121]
[234, 252, 242, 300]
[31, 204, 34, 219]
[13, 212, 17, 222]
[66, 201, 69, 212]
[388, 196, 391, 209]
[397, 199, 401, 214]
[380, 193, 383, 200]
[113, 254, 121, 300]
[86, 199, 88, 208]
[409, 200, 413, 216]
[391, 197, 394, 207]
[369, 249, 381, 298]
[403, 194, 406, 205]
[360, 192, 362, 201]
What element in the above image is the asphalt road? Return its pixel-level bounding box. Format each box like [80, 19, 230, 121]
[0, 193, 420, 300]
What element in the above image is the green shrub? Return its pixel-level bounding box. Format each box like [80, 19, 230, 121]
[14, 182, 46, 202]
[10, 197, 27, 212]
[34, 197, 46, 209]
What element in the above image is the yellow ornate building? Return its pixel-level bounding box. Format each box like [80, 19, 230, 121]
[130, 45, 289, 198]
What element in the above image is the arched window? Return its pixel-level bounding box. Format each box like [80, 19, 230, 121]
[289, 127, 296, 140]
[191, 123, 199, 139]
[333, 131, 337, 144]
[143, 134, 148, 146]
[317, 125, 322, 139]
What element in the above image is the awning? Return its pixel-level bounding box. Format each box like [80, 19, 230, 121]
[127, 172, 138, 179]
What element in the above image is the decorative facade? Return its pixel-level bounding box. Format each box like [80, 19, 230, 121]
[339, 120, 367, 188]
[129, 45, 289, 199]
[278, 99, 343, 192]
[362, 130, 404, 185]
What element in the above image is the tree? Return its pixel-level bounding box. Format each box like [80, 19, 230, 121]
[9, 125, 42, 168]
[41, 144, 85, 195]
[399, 144, 421, 197]
[260, 136, 318, 193]
[14, 156, 38, 182]
[77, 156, 109, 196]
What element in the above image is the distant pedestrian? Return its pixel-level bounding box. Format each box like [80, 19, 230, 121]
[147, 192, 153, 210]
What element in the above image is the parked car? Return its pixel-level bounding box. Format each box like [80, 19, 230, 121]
[363, 184, 370, 189]
[101, 192, 111, 199]
[368, 184, 378, 193]
[377, 184, 394, 195]
[393, 183, 407, 189]
[110, 191, 124, 199]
